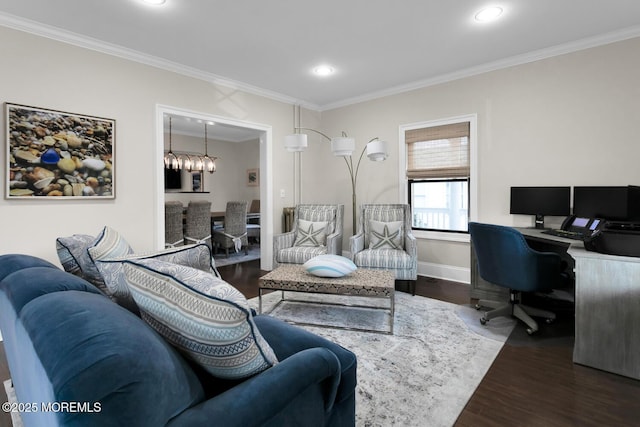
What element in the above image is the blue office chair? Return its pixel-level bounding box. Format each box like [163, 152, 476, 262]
[469, 222, 566, 335]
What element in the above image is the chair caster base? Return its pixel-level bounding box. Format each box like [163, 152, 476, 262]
[480, 317, 488, 325]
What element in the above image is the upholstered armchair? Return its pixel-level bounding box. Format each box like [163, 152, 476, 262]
[273, 204, 344, 266]
[350, 204, 417, 294]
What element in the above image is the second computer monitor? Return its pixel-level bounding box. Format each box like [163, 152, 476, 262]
[573, 186, 640, 221]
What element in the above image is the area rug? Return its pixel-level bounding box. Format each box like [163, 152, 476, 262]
[213, 246, 260, 267]
[249, 292, 516, 427]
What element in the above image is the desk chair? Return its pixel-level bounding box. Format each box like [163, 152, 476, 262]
[469, 222, 566, 334]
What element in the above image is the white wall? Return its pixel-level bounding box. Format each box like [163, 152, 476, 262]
[0, 26, 296, 266]
[314, 37, 640, 280]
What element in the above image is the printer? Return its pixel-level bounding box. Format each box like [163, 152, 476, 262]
[584, 221, 640, 257]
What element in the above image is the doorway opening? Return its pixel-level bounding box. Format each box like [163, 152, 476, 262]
[155, 104, 273, 270]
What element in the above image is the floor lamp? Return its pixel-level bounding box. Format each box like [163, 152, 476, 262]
[284, 127, 388, 232]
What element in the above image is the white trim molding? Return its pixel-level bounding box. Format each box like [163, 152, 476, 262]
[399, 113, 478, 242]
[155, 105, 274, 270]
[418, 261, 470, 285]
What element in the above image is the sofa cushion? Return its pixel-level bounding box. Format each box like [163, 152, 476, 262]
[95, 243, 215, 313]
[304, 254, 357, 278]
[122, 259, 279, 380]
[294, 219, 328, 247]
[0, 266, 102, 315]
[20, 290, 205, 427]
[0, 254, 59, 282]
[368, 220, 404, 250]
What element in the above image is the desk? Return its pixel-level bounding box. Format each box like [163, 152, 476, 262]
[470, 227, 640, 380]
[568, 246, 640, 380]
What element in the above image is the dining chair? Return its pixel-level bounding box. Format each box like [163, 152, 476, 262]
[213, 201, 249, 257]
[184, 200, 212, 248]
[164, 201, 184, 248]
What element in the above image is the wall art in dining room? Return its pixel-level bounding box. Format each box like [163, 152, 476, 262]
[5, 103, 115, 199]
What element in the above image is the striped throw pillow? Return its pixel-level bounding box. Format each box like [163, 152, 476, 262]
[122, 259, 278, 379]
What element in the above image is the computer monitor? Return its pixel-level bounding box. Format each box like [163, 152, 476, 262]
[573, 186, 640, 221]
[510, 186, 571, 229]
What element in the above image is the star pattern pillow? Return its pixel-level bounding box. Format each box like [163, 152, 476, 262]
[369, 220, 404, 250]
[294, 219, 328, 247]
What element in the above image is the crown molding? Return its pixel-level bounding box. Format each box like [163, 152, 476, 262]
[2, 11, 638, 113]
[0, 12, 321, 111]
[318, 25, 640, 112]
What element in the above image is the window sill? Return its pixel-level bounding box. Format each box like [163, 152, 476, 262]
[412, 229, 470, 243]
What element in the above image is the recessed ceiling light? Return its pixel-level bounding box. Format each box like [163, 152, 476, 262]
[313, 65, 335, 77]
[142, 0, 166, 5]
[475, 6, 503, 22]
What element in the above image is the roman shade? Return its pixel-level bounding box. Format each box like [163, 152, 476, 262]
[406, 122, 470, 179]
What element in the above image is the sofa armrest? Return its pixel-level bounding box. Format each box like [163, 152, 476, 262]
[167, 348, 341, 427]
[349, 233, 365, 260]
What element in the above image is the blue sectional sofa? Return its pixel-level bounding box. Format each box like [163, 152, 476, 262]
[0, 254, 357, 427]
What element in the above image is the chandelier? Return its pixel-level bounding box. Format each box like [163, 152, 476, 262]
[163, 116, 218, 174]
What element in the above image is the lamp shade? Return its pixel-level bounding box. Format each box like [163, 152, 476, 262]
[284, 133, 308, 152]
[330, 137, 355, 157]
[366, 139, 388, 161]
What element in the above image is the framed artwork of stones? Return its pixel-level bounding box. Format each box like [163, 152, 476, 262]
[5, 103, 115, 199]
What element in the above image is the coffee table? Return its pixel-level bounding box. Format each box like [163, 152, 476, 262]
[258, 264, 395, 334]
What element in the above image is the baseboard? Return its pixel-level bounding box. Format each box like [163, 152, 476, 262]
[418, 261, 470, 284]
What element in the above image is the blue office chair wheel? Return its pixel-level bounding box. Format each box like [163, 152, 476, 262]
[480, 317, 488, 325]
[475, 303, 482, 310]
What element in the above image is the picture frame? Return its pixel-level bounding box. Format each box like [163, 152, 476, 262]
[6, 103, 115, 199]
[191, 171, 202, 192]
[247, 168, 259, 187]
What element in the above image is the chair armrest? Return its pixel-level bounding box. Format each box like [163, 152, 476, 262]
[167, 348, 341, 427]
[349, 233, 365, 260]
[405, 232, 417, 257]
[273, 231, 296, 250]
[273, 231, 296, 266]
[326, 232, 343, 256]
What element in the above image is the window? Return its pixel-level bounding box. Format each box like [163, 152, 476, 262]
[409, 179, 468, 232]
[404, 120, 472, 233]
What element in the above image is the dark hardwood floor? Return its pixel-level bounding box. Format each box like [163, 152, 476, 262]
[1, 260, 639, 426]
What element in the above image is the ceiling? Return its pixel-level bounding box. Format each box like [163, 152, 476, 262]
[1, 0, 640, 138]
